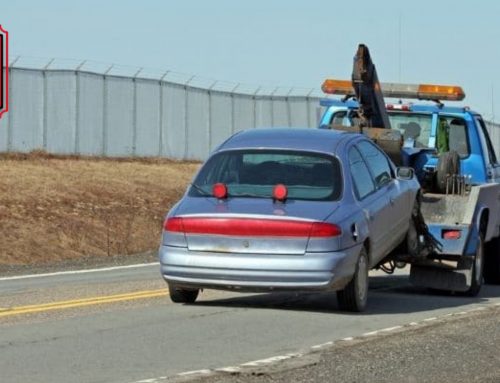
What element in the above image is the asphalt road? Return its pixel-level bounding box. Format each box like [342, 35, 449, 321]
[1, 264, 500, 383]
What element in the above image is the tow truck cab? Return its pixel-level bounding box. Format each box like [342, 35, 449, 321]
[319, 98, 500, 185]
[318, 88, 500, 294]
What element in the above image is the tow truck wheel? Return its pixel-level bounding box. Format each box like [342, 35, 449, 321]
[168, 283, 199, 304]
[463, 236, 484, 297]
[337, 247, 369, 312]
[484, 237, 500, 284]
[436, 151, 460, 194]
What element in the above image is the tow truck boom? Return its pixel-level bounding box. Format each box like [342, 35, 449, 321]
[351, 44, 392, 130]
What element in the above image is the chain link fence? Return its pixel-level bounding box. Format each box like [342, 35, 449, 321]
[0, 57, 323, 160]
[0, 56, 498, 160]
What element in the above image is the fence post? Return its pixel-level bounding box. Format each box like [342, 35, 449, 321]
[306, 88, 314, 128]
[132, 67, 142, 156]
[231, 83, 240, 134]
[42, 59, 54, 150]
[253, 87, 261, 129]
[270, 87, 278, 126]
[207, 81, 217, 153]
[74, 60, 86, 154]
[184, 75, 195, 159]
[286, 87, 294, 126]
[102, 64, 113, 156]
[158, 70, 170, 157]
[6, 59, 19, 151]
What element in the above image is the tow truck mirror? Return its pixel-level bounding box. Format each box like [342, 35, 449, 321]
[396, 167, 414, 180]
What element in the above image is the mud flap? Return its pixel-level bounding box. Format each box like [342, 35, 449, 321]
[409, 261, 473, 292]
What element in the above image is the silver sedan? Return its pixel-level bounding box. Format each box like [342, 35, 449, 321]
[159, 128, 419, 311]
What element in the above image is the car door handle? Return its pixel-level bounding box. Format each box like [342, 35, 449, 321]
[364, 209, 374, 221]
[351, 223, 359, 241]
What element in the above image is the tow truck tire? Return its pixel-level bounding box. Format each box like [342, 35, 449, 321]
[168, 283, 199, 304]
[463, 236, 484, 297]
[337, 248, 369, 312]
[436, 151, 460, 193]
[484, 236, 500, 284]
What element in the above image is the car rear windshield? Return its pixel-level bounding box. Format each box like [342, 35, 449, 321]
[190, 150, 342, 201]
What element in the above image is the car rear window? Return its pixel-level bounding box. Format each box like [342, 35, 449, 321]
[191, 150, 342, 201]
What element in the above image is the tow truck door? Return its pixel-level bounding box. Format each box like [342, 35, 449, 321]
[475, 116, 500, 183]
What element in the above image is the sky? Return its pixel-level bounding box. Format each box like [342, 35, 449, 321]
[3, 0, 500, 120]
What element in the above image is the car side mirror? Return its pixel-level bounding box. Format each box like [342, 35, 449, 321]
[396, 167, 414, 180]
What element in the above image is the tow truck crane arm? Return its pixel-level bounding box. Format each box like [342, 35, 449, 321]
[351, 44, 392, 130]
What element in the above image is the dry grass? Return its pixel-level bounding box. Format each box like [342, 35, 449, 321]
[0, 152, 200, 266]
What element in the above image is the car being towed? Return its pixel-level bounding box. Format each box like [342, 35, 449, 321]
[159, 128, 420, 311]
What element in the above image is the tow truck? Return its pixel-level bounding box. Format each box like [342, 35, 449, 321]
[319, 44, 500, 295]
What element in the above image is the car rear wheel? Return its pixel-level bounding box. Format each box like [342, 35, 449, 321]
[168, 284, 199, 304]
[337, 247, 369, 312]
[484, 236, 500, 284]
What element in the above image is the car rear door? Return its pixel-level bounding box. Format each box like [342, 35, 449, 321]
[354, 141, 409, 259]
[348, 145, 388, 265]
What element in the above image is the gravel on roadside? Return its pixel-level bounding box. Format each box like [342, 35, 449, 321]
[187, 306, 500, 383]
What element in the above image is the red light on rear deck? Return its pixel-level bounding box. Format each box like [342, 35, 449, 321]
[273, 184, 288, 201]
[212, 183, 228, 199]
[442, 229, 461, 240]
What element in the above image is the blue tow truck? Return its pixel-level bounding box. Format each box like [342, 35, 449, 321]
[318, 44, 500, 295]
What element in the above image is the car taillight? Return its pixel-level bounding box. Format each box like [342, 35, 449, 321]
[164, 217, 184, 232]
[442, 229, 461, 240]
[163, 217, 341, 238]
[310, 222, 342, 237]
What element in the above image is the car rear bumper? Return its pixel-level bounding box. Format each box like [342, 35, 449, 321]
[158, 245, 362, 292]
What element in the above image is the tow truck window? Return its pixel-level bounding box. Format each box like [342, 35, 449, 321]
[440, 116, 470, 158]
[475, 116, 498, 165]
[387, 112, 432, 148]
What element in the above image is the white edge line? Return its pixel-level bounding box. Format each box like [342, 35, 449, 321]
[140, 303, 499, 383]
[311, 341, 334, 349]
[423, 317, 437, 322]
[380, 325, 403, 332]
[215, 366, 241, 373]
[0, 262, 159, 281]
[177, 369, 211, 376]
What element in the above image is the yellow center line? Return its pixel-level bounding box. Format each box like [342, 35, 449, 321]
[0, 288, 169, 318]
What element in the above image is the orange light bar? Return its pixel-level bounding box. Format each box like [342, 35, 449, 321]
[417, 84, 465, 101]
[322, 78, 466, 101]
[321, 79, 354, 95]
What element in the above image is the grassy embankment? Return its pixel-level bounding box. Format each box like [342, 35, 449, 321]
[0, 152, 199, 266]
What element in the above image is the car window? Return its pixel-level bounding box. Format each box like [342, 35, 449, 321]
[356, 141, 393, 188]
[348, 146, 375, 200]
[191, 149, 342, 201]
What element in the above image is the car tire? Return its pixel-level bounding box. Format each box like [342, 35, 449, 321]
[436, 151, 460, 193]
[463, 235, 484, 297]
[406, 197, 421, 257]
[484, 236, 500, 284]
[168, 284, 199, 304]
[337, 247, 369, 312]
